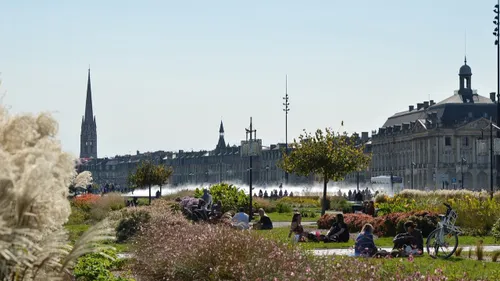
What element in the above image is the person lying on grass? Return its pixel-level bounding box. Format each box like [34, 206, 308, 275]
[324, 214, 350, 243]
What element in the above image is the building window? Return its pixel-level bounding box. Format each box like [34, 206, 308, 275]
[463, 137, 469, 147]
[445, 137, 451, 146]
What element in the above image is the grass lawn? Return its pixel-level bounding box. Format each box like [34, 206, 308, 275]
[254, 227, 499, 250]
[372, 255, 500, 280]
[256, 212, 319, 222]
[64, 223, 130, 252]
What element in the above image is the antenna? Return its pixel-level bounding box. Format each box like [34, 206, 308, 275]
[464, 29, 467, 64]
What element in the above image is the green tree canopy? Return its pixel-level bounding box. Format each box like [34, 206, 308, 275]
[128, 160, 173, 204]
[279, 127, 371, 215]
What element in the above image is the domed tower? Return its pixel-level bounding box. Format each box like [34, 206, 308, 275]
[458, 57, 474, 103]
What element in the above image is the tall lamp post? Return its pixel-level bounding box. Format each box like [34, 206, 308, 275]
[411, 162, 416, 190]
[461, 158, 467, 189]
[245, 117, 257, 220]
[283, 75, 290, 185]
[494, 2, 500, 193]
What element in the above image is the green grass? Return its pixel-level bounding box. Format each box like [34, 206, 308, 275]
[64, 224, 90, 244]
[256, 212, 319, 222]
[255, 227, 499, 250]
[373, 255, 500, 280]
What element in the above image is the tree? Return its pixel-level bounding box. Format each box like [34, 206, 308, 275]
[128, 160, 173, 205]
[279, 127, 371, 216]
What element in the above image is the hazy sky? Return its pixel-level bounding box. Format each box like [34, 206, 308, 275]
[1, 1, 498, 158]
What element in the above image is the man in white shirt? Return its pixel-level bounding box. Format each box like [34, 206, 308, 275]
[232, 207, 249, 230]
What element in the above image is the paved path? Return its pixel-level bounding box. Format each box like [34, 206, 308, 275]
[273, 221, 316, 228]
[313, 245, 500, 256]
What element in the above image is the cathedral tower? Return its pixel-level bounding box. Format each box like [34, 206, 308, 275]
[80, 69, 98, 159]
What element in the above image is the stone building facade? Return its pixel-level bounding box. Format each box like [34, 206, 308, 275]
[78, 119, 312, 189]
[371, 59, 499, 190]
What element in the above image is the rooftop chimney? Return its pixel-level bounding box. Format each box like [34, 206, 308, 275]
[491, 92, 496, 102]
[361, 132, 369, 142]
[409, 105, 414, 111]
[423, 101, 429, 108]
[417, 103, 424, 110]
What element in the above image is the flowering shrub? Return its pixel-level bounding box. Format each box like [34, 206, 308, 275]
[73, 194, 101, 212]
[317, 211, 439, 237]
[491, 218, 500, 243]
[115, 209, 151, 243]
[90, 193, 126, 221]
[130, 204, 484, 280]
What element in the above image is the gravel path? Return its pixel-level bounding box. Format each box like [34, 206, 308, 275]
[313, 245, 500, 256]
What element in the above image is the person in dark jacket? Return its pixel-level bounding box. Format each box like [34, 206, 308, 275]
[255, 208, 273, 230]
[325, 214, 350, 242]
[393, 221, 423, 255]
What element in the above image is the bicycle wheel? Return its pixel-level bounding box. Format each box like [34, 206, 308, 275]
[426, 227, 458, 259]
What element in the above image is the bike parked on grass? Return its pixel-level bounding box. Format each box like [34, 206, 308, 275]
[426, 203, 461, 259]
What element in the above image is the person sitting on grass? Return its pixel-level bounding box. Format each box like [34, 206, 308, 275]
[231, 207, 250, 230]
[392, 221, 423, 256]
[288, 213, 306, 242]
[354, 223, 377, 257]
[254, 208, 273, 230]
[325, 214, 350, 243]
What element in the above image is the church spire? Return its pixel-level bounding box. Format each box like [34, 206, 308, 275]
[219, 120, 224, 134]
[84, 68, 94, 123]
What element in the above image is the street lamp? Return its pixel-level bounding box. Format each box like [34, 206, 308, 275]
[494, 2, 500, 192]
[411, 162, 416, 190]
[283, 75, 290, 185]
[266, 165, 270, 186]
[460, 158, 467, 189]
[245, 117, 257, 220]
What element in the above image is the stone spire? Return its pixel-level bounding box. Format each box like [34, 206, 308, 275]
[84, 68, 94, 123]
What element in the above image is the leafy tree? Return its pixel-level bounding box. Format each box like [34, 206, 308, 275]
[279, 127, 371, 215]
[128, 160, 173, 205]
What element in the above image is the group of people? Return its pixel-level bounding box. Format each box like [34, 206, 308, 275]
[287, 212, 423, 257]
[255, 189, 294, 199]
[231, 207, 273, 230]
[341, 188, 375, 202]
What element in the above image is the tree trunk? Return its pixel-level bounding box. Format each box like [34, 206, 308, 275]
[159, 184, 162, 196]
[148, 184, 152, 205]
[322, 176, 328, 216]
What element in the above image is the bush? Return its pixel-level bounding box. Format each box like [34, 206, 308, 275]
[194, 183, 248, 213]
[74, 248, 134, 281]
[72, 194, 101, 212]
[317, 211, 439, 237]
[67, 206, 89, 225]
[89, 193, 126, 221]
[276, 202, 293, 213]
[252, 197, 277, 213]
[300, 209, 318, 218]
[276, 196, 320, 208]
[116, 210, 151, 243]
[130, 206, 462, 281]
[492, 218, 500, 243]
[330, 196, 352, 213]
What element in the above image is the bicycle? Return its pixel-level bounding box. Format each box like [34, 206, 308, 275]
[426, 203, 461, 259]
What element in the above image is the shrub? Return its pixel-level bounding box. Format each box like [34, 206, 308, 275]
[330, 196, 352, 213]
[300, 209, 317, 218]
[252, 197, 277, 213]
[276, 196, 320, 208]
[194, 183, 248, 213]
[276, 202, 293, 213]
[131, 206, 464, 281]
[89, 193, 126, 221]
[73, 194, 101, 212]
[492, 218, 500, 243]
[317, 211, 439, 237]
[74, 248, 134, 281]
[67, 206, 90, 225]
[116, 210, 151, 243]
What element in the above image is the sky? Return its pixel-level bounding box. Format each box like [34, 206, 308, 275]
[1, 0, 499, 158]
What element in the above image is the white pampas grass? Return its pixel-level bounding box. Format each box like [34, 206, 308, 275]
[0, 105, 112, 280]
